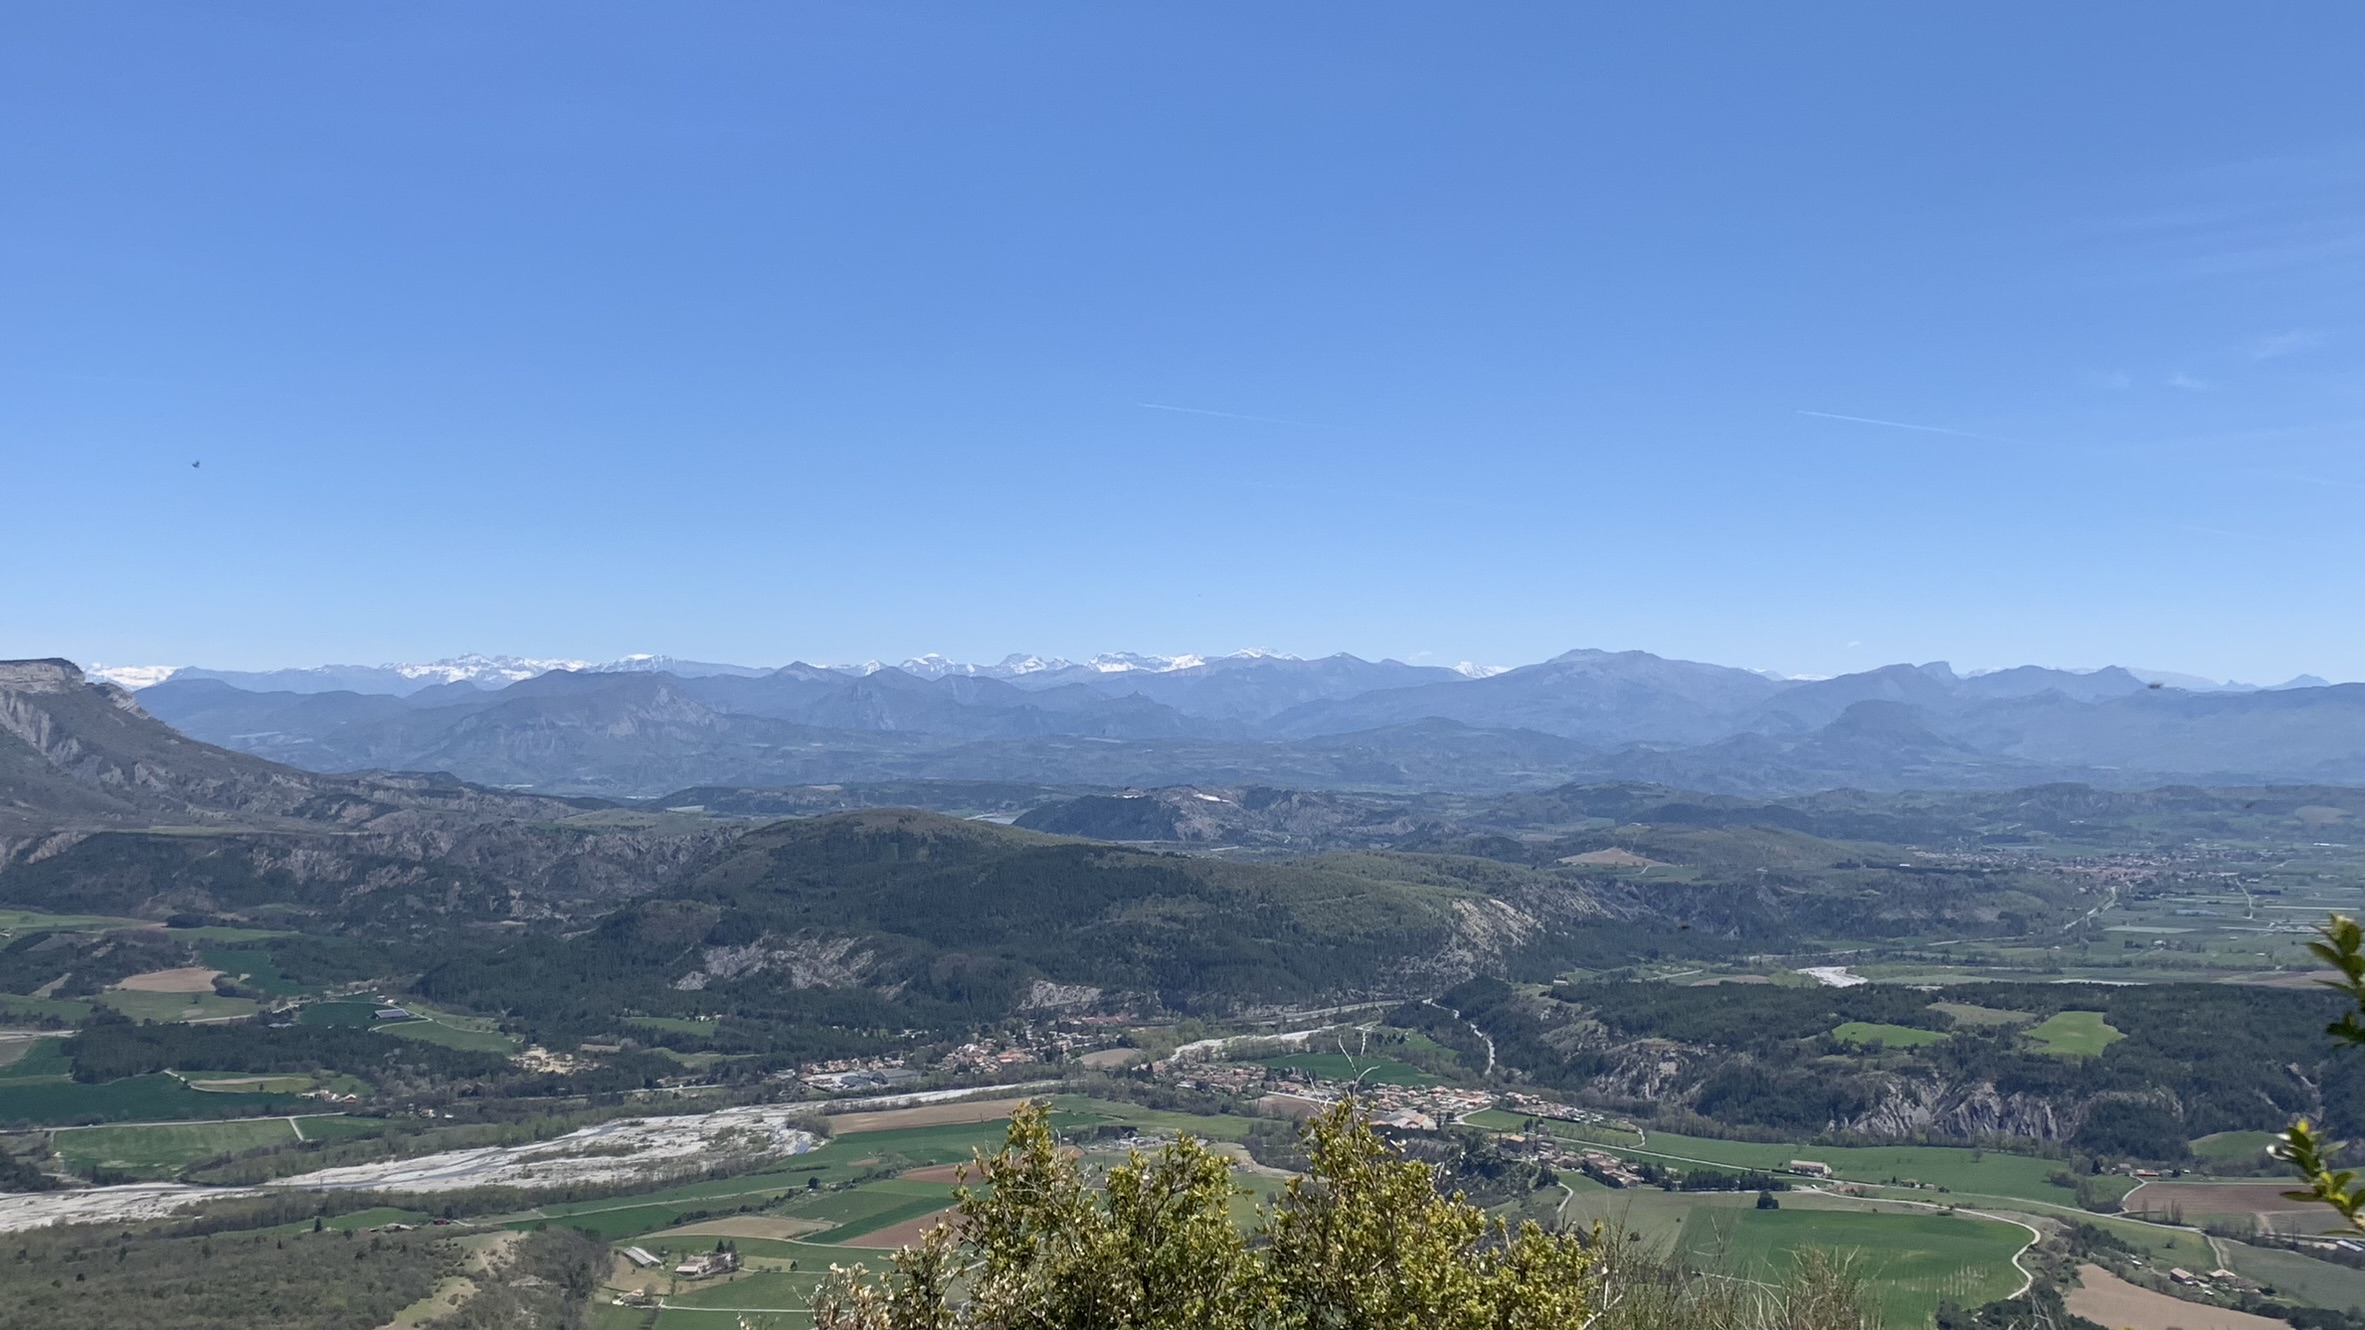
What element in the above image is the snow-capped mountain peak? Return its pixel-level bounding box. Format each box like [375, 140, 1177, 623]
[87, 653, 595, 696]
[589, 655, 772, 679]
[883, 650, 1303, 679]
[86, 663, 182, 690]
[1087, 652, 1198, 673]
[892, 653, 1083, 680]
[394, 653, 592, 685]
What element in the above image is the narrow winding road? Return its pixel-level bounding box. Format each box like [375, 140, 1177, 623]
[1421, 998, 1494, 1075]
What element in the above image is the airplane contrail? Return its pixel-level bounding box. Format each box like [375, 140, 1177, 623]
[1140, 402, 1328, 429]
[1795, 409, 1997, 441]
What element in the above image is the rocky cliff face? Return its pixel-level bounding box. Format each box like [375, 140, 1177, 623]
[1844, 1076, 2070, 1141]
[2, 658, 599, 830]
[0, 658, 733, 926]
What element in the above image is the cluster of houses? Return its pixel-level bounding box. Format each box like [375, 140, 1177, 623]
[796, 1059, 924, 1093]
[1252, 1076, 1496, 1132]
[1498, 1091, 1627, 1131]
[1576, 1149, 1648, 1188]
[939, 1040, 1044, 1075]
[1155, 1060, 1271, 1095]
[1143, 1045, 1591, 1136]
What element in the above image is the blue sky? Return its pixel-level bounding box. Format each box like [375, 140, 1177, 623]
[5, 4, 2362, 682]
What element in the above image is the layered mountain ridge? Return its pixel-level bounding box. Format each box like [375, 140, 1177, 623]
[111, 646, 2365, 797]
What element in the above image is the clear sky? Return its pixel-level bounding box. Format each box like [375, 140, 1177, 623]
[5, 4, 2362, 682]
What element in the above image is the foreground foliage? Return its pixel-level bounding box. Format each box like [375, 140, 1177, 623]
[814, 1099, 1597, 1330]
[2280, 914, 2365, 1229]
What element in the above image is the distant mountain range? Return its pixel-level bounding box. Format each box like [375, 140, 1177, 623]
[85, 646, 2365, 797]
[88, 648, 1511, 696]
[86, 648, 2318, 697]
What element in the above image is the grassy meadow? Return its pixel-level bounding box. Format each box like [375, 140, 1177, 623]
[2022, 1010, 2123, 1056]
[1680, 1205, 2028, 1326]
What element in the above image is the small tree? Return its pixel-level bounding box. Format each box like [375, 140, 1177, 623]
[814, 1099, 1597, 1330]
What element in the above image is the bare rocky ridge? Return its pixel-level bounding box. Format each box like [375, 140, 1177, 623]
[0, 659, 732, 926]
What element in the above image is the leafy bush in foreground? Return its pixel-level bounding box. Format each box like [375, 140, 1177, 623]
[815, 1099, 1882, 1330]
[815, 1098, 1594, 1330]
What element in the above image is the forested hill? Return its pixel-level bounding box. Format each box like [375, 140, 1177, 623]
[414, 809, 1628, 1040]
[1419, 975, 2365, 1150]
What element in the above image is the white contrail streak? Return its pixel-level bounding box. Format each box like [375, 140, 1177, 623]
[1795, 409, 1996, 441]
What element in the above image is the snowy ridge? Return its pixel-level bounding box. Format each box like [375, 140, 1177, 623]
[397, 653, 593, 684]
[867, 649, 1301, 680]
[85, 664, 181, 690]
[86, 648, 2332, 699]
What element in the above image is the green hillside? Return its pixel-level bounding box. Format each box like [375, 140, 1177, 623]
[415, 809, 1586, 1043]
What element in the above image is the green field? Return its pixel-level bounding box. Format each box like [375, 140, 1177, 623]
[0, 994, 93, 1023]
[1514, 1120, 2123, 1208]
[202, 946, 306, 996]
[293, 1114, 389, 1142]
[98, 989, 258, 1024]
[2190, 1130, 2280, 1165]
[792, 1180, 959, 1242]
[377, 1018, 519, 1052]
[2225, 1240, 2365, 1310]
[0, 1038, 74, 1080]
[1681, 1206, 2028, 1326]
[2022, 1010, 2123, 1056]
[314, 1206, 435, 1232]
[519, 1202, 692, 1240]
[299, 1000, 388, 1027]
[1831, 1021, 1946, 1049]
[664, 1267, 829, 1311]
[1252, 1052, 1439, 1087]
[0, 1071, 296, 1126]
[54, 1115, 303, 1177]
